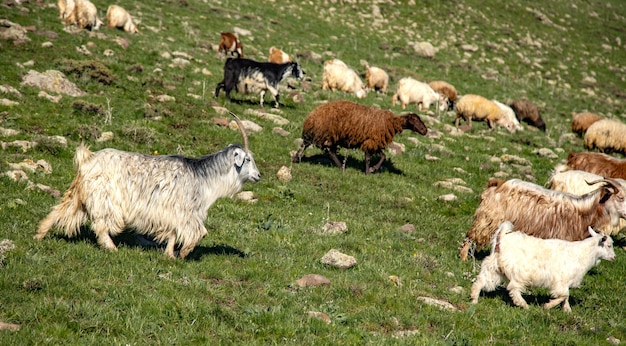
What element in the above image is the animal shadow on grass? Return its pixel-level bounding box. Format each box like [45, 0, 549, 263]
[218, 97, 297, 110]
[298, 153, 404, 174]
[59, 227, 246, 259]
[477, 288, 582, 310]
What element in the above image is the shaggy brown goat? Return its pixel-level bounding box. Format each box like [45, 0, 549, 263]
[218, 32, 243, 58]
[564, 152, 626, 179]
[291, 100, 428, 174]
[458, 177, 626, 261]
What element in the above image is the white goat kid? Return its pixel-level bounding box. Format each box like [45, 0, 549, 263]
[35, 113, 260, 259]
[470, 221, 615, 312]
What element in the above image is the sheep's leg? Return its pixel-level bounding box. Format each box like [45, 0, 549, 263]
[259, 90, 265, 107]
[91, 220, 119, 251]
[369, 152, 386, 174]
[34, 210, 58, 240]
[458, 237, 473, 261]
[470, 279, 484, 304]
[545, 288, 570, 312]
[507, 281, 529, 309]
[326, 149, 344, 170]
[178, 226, 207, 259]
[291, 142, 310, 163]
[164, 233, 177, 259]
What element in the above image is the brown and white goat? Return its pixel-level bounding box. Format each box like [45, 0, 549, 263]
[268, 46, 292, 64]
[459, 177, 626, 260]
[35, 114, 260, 259]
[218, 32, 243, 58]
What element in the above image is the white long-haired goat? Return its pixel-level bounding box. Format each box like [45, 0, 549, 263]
[35, 113, 260, 259]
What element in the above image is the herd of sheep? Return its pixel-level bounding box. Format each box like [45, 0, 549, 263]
[36, 1, 626, 313]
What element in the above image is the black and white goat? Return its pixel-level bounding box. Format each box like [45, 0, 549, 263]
[214, 58, 305, 108]
[35, 114, 261, 259]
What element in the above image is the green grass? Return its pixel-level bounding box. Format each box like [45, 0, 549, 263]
[1, 0, 626, 344]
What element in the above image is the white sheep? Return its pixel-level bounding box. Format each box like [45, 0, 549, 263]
[66, 0, 102, 31]
[365, 65, 389, 94]
[391, 77, 446, 112]
[470, 221, 615, 312]
[106, 5, 138, 34]
[322, 59, 367, 99]
[584, 119, 626, 155]
[493, 100, 523, 133]
[35, 114, 260, 259]
[454, 94, 504, 130]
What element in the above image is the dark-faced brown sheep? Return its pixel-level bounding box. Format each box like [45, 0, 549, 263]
[571, 112, 603, 136]
[509, 99, 545, 131]
[291, 100, 428, 174]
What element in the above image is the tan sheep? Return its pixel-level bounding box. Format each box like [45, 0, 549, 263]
[322, 59, 367, 99]
[67, 0, 102, 31]
[571, 112, 603, 136]
[428, 80, 457, 110]
[365, 65, 389, 94]
[106, 5, 138, 34]
[454, 94, 503, 130]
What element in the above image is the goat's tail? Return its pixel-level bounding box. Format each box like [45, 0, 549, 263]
[34, 144, 93, 240]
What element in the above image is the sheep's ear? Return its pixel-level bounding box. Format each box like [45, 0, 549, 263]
[234, 148, 245, 167]
[588, 226, 598, 237]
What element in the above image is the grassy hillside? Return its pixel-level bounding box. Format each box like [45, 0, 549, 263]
[1, 0, 625, 344]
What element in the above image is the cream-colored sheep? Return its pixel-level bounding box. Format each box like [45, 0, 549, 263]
[365, 65, 389, 94]
[391, 77, 446, 112]
[454, 94, 503, 130]
[493, 99, 523, 133]
[106, 5, 138, 34]
[322, 59, 367, 99]
[584, 119, 626, 154]
[68, 0, 102, 31]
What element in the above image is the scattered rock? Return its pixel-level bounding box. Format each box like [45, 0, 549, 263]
[154, 94, 175, 102]
[295, 274, 330, 288]
[1, 140, 37, 152]
[236, 191, 257, 203]
[307, 311, 331, 324]
[0, 19, 30, 45]
[398, 223, 415, 233]
[21, 70, 86, 97]
[276, 165, 292, 182]
[438, 193, 457, 202]
[96, 131, 114, 142]
[388, 275, 403, 286]
[416, 296, 459, 311]
[319, 221, 348, 235]
[272, 127, 290, 137]
[532, 148, 558, 158]
[449, 286, 464, 294]
[607, 336, 620, 345]
[0, 127, 20, 137]
[229, 119, 263, 133]
[5, 169, 28, 182]
[413, 41, 436, 58]
[38, 90, 62, 103]
[388, 142, 405, 155]
[0, 84, 21, 97]
[321, 249, 356, 269]
[0, 99, 19, 106]
[244, 109, 289, 125]
[0, 321, 20, 331]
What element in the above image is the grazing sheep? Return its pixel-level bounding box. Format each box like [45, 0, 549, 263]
[322, 59, 367, 99]
[268, 46, 292, 64]
[364, 64, 389, 94]
[218, 32, 243, 58]
[57, 0, 75, 21]
[291, 100, 428, 174]
[584, 119, 626, 154]
[547, 167, 626, 235]
[34, 114, 261, 259]
[428, 80, 457, 110]
[509, 99, 545, 131]
[392, 77, 446, 112]
[470, 221, 615, 312]
[106, 5, 138, 34]
[459, 177, 626, 261]
[571, 112, 603, 136]
[65, 0, 102, 31]
[215, 58, 305, 108]
[493, 100, 524, 133]
[563, 151, 626, 179]
[454, 94, 505, 131]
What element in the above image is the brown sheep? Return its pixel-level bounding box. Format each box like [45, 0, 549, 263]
[564, 152, 626, 179]
[571, 112, 603, 136]
[458, 177, 626, 260]
[508, 99, 545, 131]
[428, 80, 457, 110]
[291, 100, 428, 174]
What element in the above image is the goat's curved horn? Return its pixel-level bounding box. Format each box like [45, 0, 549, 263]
[229, 111, 249, 152]
[585, 179, 606, 186]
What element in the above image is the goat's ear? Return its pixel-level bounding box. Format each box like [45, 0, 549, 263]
[598, 235, 607, 247]
[234, 148, 245, 167]
[588, 226, 598, 237]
